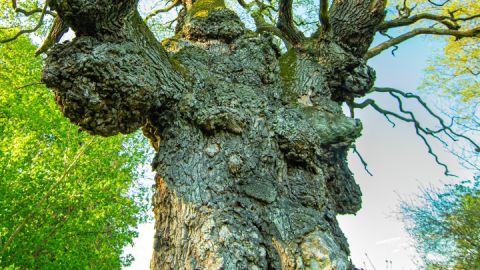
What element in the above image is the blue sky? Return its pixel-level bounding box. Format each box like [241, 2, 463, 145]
[339, 37, 474, 269]
[123, 33, 474, 270]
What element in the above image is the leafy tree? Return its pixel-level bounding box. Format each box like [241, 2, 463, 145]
[374, 0, 479, 104]
[1, 0, 479, 269]
[408, 0, 480, 107]
[0, 30, 152, 269]
[400, 177, 480, 269]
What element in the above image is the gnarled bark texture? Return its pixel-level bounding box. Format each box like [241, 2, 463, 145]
[42, 0, 386, 269]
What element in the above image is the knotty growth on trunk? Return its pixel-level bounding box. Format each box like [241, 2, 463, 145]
[42, 0, 387, 269]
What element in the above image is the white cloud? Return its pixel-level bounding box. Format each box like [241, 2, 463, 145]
[375, 237, 402, 246]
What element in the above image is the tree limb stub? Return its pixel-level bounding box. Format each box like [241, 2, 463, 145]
[42, 0, 187, 136]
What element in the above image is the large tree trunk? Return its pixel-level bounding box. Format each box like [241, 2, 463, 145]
[42, 0, 386, 269]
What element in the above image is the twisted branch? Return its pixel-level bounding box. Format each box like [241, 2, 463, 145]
[378, 13, 480, 31]
[370, 0, 480, 59]
[427, 0, 451, 7]
[0, 3, 48, 44]
[351, 87, 479, 176]
[352, 144, 373, 176]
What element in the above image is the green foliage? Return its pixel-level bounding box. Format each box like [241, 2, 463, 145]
[0, 30, 153, 269]
[386, 0, 480, 107]
[0, 0, 52, 39]
[422, 38, 479, 107]
[400, 177, 480, 269]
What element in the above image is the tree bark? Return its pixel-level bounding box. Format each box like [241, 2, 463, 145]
[329, 0, 387, 56]
[42, 0, 385, 269]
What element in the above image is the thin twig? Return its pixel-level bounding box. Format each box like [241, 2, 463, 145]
[352, 144, 373, 176]
[15, 81, 44, 89]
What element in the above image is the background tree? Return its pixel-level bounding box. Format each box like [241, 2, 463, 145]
[0, 30, 152, 269]
[1, 0, 479, 269]
[400, 177, 480, 269]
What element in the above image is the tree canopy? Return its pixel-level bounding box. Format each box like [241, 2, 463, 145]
[0, 29, 152, 269]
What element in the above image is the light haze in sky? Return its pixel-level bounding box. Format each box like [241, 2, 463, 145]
[123, 36, 474, 270]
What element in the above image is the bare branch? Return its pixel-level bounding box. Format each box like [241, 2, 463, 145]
[427, 0, 451, 7]
[352, 98, 411, 122]
[145, 0, 181, 22]
[352, 97, 454, 176]
[0, 3, 48, 44]
[378, 13, 480, 31]
[465, 67, 480, 76]
[379, 31, 399, 56]
[380, 14, 454, 31]
[395, 0, 417, 18]
[353, 87, 479, 176]
[14, 7, 56, 17]
[374, 87, 479, 150]
[352, 144, 373, 176]
[366, 27, 480, 59]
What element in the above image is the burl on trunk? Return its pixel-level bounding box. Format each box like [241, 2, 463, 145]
[42, 0, 386, 269]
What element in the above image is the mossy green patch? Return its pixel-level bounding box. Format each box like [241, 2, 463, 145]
[188, 0, 226, 18]
[169, 56, 191, 80]
[278, 49, 298, 103]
